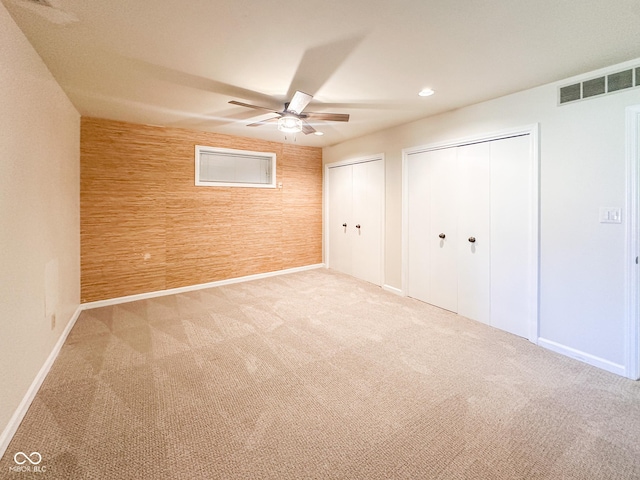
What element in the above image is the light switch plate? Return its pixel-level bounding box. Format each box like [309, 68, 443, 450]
[599, 207, 622, 223]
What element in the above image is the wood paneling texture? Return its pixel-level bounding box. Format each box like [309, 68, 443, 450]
[81, 118, 322, 302]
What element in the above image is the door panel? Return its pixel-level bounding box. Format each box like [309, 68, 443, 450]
[407, 151, 432, 303]
[427, 149, 458, 312]
[457, 142, 491, 324]
[407, 149, 457, 311]
[490, 135, 531, 337]
[328, 165, 353, 275]
[352, 160, 384, 285]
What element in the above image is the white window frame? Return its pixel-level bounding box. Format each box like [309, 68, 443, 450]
[195, 145, 276, 188]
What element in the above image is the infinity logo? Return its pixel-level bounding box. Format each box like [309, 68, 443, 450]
[14, 452, 42, 465]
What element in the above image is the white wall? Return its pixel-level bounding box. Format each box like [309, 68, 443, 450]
[0, 3, 80, 451]
[324, 58, 640, 372]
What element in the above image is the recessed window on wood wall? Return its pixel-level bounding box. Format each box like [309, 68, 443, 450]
[195, 145, 276, 188]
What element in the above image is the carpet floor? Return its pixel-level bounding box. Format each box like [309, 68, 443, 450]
[2, 269, 640, 479]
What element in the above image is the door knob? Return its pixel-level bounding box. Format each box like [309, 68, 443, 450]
[356, 224, 361, 229]
[468, 237, 476, 243]
[438, 233, 446, 239]
[342, 223, 347, 227]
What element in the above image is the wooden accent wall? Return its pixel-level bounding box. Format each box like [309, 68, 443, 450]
[80, 117, 322, 303]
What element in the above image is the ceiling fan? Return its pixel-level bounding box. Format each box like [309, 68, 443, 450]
[229, 91, 349, 135]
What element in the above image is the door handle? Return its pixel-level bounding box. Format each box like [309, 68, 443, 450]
[356, 224, 361, 229]
[342, 223, 347, 227]
[468, 237, 476, 243]
[438, 233, 446, 239]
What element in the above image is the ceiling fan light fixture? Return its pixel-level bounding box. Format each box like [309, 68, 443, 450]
[278, 115, 302, 133]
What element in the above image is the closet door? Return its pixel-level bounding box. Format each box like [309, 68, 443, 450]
[328, 165, 353, 276]
[407, 151, 432, 303]
[490, 135, 531, 337]
[352, 160, 384, 285]
[456, 142, 491, 325]
[327, 160, 384, 286]
[407, 148, 458, 311]
[405, 133, 534, 340]
[427, 149, 458, 311]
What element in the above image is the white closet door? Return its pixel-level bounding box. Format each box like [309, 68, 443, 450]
[406, 134, 534, 339]
[407, 149, 458, 311]
[407, 151, 432, 303]
[328, 165, 353, 276]
[352, 160, 384, 285]
[428, 149, 458, 312]
[456, 142, 491, 325]
[490, 135, 531, 337]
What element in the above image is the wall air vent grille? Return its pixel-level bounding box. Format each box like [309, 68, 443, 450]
[559, 66, 639, 105]
[560, 84, 581, 104]
[608, 70, 633, 92]
[582, 77, 605, 98]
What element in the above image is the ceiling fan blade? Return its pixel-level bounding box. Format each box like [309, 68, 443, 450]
[286, 35, 365, 100]
[301, 121, 316, 135]
[229, 100, 279, 113]
[304, 112, 350, 122]
[10, 0, 79, 24]
[246, 116, 281, 127]
[286, 91, 313, 115]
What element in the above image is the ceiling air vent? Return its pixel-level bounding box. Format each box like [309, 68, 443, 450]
[559, 65, 639, 105]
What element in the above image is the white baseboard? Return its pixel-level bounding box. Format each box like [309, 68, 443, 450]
[382, 284, 403, 296]
[81, 263, 326, 310]
[538, 337, 626, 377]
[0, 305, 83, 460]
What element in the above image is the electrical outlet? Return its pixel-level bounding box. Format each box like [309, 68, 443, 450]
[50, 314, 56, 330]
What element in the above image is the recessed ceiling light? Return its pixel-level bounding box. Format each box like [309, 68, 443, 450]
[314, 131, 324, 136]
[418, 88, 435, 97]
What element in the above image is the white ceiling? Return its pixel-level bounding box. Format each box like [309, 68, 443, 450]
[4, 0, 640, 147]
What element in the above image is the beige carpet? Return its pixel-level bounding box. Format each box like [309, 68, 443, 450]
[2, 269, 640, 479]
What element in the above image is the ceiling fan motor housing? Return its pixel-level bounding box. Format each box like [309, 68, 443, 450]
[229, 90, 349, 135]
